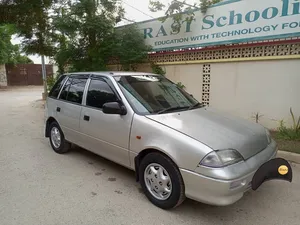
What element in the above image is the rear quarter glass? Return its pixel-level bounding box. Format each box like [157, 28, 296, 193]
[49, 75, 67, 98]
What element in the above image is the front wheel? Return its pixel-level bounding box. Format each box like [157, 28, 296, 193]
[139, 152, 185, 209]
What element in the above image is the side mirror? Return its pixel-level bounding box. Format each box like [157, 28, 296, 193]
[102, 102, 127, 115]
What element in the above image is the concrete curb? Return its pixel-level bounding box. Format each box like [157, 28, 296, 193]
[277, 150, 300, 164]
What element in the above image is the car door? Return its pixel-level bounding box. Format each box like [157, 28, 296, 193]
[79, 76, 133, 168]
[56, 75, 88, 145]
[46, 75, 68, 120]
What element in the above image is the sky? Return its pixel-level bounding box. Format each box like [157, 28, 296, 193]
[11, 0, 198, 64]
[118, 0, 198, 26]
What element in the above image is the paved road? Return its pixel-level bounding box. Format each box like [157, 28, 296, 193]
[0, 87, 299, 225]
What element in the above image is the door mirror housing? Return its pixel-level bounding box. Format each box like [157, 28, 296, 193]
[102, 102, 127, 115]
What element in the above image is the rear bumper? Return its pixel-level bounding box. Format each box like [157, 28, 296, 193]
[180, 142, 277, 206]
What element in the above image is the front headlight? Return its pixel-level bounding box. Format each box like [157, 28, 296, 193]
[265, 128, 271, 144]
[200, 149, 244, 168]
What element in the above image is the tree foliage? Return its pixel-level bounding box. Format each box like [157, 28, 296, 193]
[113, 25, 152, 71]
[0, 24, 16, 64]
[151, 63, 166, 76]
[1, 0, 152, 72]
[149, 0, 222, 13]
[0, 0, 57, 57]
[0, 24, 33, 64]
[12, 51, 34, 64]
[149, 0, 222, 33]
[52, 0, 123, 72]
[52, 0, 151, 73]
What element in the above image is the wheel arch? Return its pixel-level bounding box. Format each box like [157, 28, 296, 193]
[45, 117, 58, 137]
[134, 148, 179, 182]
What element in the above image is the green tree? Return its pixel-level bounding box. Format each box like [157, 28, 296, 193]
[0, 24, 32, 64]
[12, 49, 34, 64]
[113, 25, 152, 71]
[149, 0, 222, 33]
[0, 0, 56, 57]
[149, 0, 222, 13]
[52, 0, 151, 73]
[52, 0, 125, 72]
[15, 55, 33, 64]
[0, 24, 16, 64]
[1, 0, 152, 73]
[1, 1, 58, 96]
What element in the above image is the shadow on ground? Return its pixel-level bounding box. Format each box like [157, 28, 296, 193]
[63, 144, 287, 221]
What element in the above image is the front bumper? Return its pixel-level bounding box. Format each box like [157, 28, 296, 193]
[180, 141, 278, 206]
[180, 168, 255, 206]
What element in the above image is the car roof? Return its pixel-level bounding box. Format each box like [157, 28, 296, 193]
[65, 71, 158, 77]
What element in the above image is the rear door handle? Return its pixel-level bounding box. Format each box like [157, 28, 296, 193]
[84, 115, 90, 121]
[56, 107, 61, 112]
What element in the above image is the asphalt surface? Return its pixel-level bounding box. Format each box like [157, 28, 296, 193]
[0, 86, 299, 225]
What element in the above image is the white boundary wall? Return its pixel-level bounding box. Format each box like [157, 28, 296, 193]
[163, 59, 300, 129]
[0, 64, 7, 87]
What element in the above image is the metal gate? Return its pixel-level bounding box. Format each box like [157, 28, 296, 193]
[5, 64, 53, 86]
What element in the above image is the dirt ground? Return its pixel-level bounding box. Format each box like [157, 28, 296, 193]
[0, 86, 300, 225]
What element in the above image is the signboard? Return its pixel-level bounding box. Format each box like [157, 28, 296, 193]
[134, 0, 300, 51]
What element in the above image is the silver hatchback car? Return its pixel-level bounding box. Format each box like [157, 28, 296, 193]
[45, 72, 278, 209]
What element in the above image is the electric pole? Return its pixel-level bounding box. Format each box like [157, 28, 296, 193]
[41, 55, 47, 100]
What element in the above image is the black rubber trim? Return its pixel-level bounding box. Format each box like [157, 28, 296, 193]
[252, 158, 292, 191]
[134, 156, 140, 182]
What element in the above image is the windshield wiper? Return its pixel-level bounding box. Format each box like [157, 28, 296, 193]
[188, 102, 204, 110]
[157, 106, 190, 114]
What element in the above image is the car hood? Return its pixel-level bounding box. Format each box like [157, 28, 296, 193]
[146, 107, 269, 160]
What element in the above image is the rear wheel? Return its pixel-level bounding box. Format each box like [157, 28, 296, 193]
[139, 152, 185, 209]
[49, 121, 71, 154]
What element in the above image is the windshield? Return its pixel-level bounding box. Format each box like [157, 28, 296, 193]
[114, 75, 203, 115]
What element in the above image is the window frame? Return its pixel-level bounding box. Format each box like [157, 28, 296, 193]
[57, 74, 89, 106]
[83, 76, 123, 111]
[56, 76, 69, 100]
[48, 75, 67, 99]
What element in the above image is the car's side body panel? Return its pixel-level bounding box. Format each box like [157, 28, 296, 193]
[45, 97, 57, 122]
[129, 114, 213, 171]
[70, 75, 134, 168]
[79, 104, 133, 168]
[55, 100, 83, 144]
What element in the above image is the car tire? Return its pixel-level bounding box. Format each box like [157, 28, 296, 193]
[49, 121, 71, 154]
[139, 152, 185, 209]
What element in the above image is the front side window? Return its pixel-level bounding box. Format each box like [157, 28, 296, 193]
[67, 78, 87, 104]
[114, 75, 202, 115]
[86, 79, 118, 109]
[49, 75, 67, 98]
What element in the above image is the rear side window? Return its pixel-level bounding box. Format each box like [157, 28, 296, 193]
[59, 78, 71, 100]
[66, 78, 88, 104]
[86, 79, 118, 109]
[49, 75, 67, 98]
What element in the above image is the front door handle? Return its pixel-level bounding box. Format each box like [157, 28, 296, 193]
[56, 107, 61, 112]
[84, 115, 90, 121]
